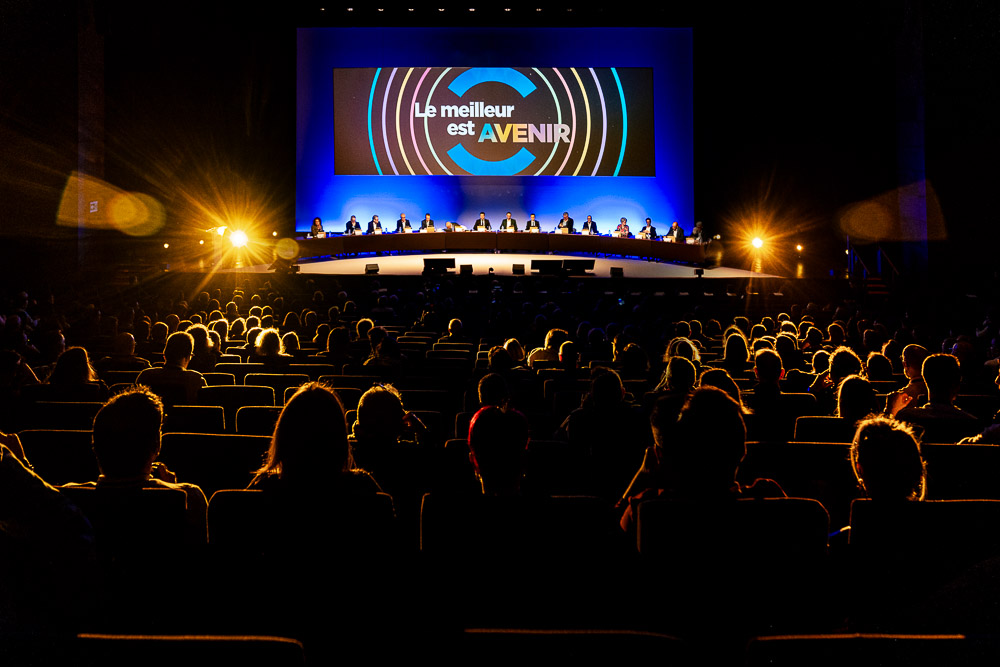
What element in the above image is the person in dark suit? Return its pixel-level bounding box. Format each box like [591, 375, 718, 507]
[640, 218, 657, 239]
[615, 217, 632, 237]
[557, 212, 574, 233]
[666, 221, 685, 242]
[500, 212, 518, 231]
[345, 216, 362, 234]
[421, 213, 435, 230]
[367, 215, 383, 234]
[473, 212, 491, 231]
[396, 213, 412, 232]
[581, 215, 599, 235]
[526, 214, 541, 231]
[691, 220, 705, 243]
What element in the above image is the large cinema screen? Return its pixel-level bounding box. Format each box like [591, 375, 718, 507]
[296, 27, 692, 233]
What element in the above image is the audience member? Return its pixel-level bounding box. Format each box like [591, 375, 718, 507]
[136, 331, 207, 404]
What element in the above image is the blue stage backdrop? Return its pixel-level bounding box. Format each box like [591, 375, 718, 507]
[296, 27, 692, 234]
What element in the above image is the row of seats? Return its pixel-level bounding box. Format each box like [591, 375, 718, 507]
[13, 630, 996, 667]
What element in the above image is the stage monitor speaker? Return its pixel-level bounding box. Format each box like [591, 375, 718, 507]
[531, 259, 564, 275]
[563, 259, 595, 275]
[460, 264, 473, 275]
[423, 257, 456, 275]
[365, 263, 379, 275]
[512, 264, 525, 275]
[694, 268, 705, 277]
[610, 267, 624, 278]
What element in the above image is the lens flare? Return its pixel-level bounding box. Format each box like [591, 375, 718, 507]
[275, 238, 300, 261]
[230, 230, 249, 248]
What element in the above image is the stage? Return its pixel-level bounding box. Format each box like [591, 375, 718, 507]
[224, 252, 780, 279]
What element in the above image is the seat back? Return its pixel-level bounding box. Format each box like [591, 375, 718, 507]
[235, 406, 282, 435]
[21, 401, 103, 431]
[71, 634, 305, 667]
[163, 405, 225, 434]
[793, 416, 856, 443]
[18, 429, 98, 485]
[198, 385, 276, 431]
[159, 432, 271, 497]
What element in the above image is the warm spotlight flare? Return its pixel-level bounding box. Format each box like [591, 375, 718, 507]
[837, 181, 946, 242]
[796, 244, 803, 252]
[751, 237, 764, 249]
[230, 230, 249, 248]
[275, 238, 300, 261]
[57, 172, 165, 237]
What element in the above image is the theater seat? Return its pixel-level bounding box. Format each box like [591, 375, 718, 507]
[745, 634, 973, 667]
[198, 385, 275, 431]
[163, 405, 225, 434]
[70, 634, 305, 667]
[159, 432, 270, 497]
[18, 429, 98, 485]
[235, 405, 282, 435]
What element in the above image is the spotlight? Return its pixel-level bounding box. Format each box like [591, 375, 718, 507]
[163, 243, 170, 249]
[272, 231, 278, 237]
[230, 230, 249, 248]
[199, 240, 204, 245]
[795, 244, 803, 252]
[751, 237, 764, 249]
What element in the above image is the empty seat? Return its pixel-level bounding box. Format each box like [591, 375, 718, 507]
[198, 385, 276, 431]
[202, 372, 237, 386]
[18, 429, 98, 485]
[794, 416, 856, 443]
[214, 363, 267, 383]
[159, 432, 271, 497]
[208, 488, 395, 554]
[745, 634, 972, 667]
[21, 401, 103, 431]
[70, 634, 305, 667]
[244, 373, 310, 396]
[162, 405, 225, 434]
[286, 363, 339, 380]
[235, 406, 282, 435]
[100, 370, 141, 386]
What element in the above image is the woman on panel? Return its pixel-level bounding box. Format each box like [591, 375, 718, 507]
[615, 217, 632, 238]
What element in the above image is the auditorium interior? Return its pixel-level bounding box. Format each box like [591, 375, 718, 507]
[2, 1, 1000, 664]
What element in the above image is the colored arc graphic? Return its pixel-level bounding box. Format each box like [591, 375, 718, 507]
[447, 145, 536, 176]
[447, 67, 537, 97]
[446, 67, 539, 175]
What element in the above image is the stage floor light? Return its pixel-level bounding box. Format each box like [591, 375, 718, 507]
[752, 237, 764, 249]
[230, 230, 249, 248]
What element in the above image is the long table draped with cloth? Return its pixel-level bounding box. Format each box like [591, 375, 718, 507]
[297, 232, 708, 264]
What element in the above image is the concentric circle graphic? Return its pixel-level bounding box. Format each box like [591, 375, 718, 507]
[337, 66, 652, 177]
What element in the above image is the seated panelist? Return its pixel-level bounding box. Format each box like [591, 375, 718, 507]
[525, 214, 541, 231]
[473, 212, 491, 231]
[421, 213, 435, 230]
[500, 212, 518, 231]
[345, 215, 362, 234]
[396, 213, 412, 232]
[310, 217, 324, 236]
[367, 215, 383, 234]
[639, 218, 657, 239]
[581, 215, 599, 235]
[615, 218, 632, 238]
[557, 212, 574, 233]
[666, 221, 686, 242]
